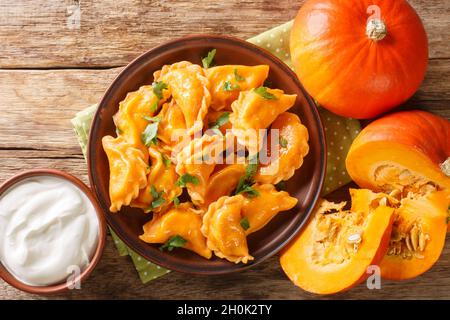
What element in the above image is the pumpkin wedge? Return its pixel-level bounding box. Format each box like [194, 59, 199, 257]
[280, 189, 395, 295]
[346, 110, 450, 280]
[379, 191, 449, 280]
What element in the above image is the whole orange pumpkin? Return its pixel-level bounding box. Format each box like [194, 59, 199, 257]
[290, 0, 428, 119]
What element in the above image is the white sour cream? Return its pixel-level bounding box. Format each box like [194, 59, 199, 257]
[0, 175, 99, 286]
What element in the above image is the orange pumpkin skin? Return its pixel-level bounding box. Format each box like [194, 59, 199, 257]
[290, 0, 428, 119]
[346, 110, 450, 193]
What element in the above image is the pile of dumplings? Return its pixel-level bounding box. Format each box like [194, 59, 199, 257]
[102, 58, 310, 264]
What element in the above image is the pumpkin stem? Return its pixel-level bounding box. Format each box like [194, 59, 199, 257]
[440, 158, 450, 177]
[366, 19, 387, 41]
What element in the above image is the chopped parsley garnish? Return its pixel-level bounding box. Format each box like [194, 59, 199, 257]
[234, 69, 245, 82]
[149, 81, 168, 112]
[275, 181, 286, 191]
[150, 186, 165, 209]
[150, 185, 160, 198]
[246, 153, 259, 176]
[143, 115, 161, 122]
[240, 217, 250, 231]
[202, 49, 216, 69]
[161, 153, 171, 167]
[223, 81, 240, 92]
[208, 112, 230, 137]
[279, 137, 288, 148]
[159, 235, 187, 252]
[235, 154, 259, 197]
[152, 81, 168, 100]
[209, 112, 230, 129]
[141, 122, 159, 146]
[150, 101, 158, 113]
[237, 185, 259, 198]
[176, 174, 200, 187]
[173, 196, 180, 208]
[116, 126, 123, 136]
[151, 197, 165, 209]
[254, 86, 277, 100]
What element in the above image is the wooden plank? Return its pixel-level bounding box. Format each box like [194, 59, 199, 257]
[1, 228, 449, 299]
[0, 59, 448, 154]
[0, 150, 86, 183]
[0, 68, 121, 152]
[0, 0, 448, 68]
[415, 58, 450, 103]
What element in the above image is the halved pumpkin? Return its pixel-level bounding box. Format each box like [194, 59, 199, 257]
[346, 110, 450, 280]
[280, 189, 395, 295]
[379, 190, 449, 280]
[346, 110, 450, 196]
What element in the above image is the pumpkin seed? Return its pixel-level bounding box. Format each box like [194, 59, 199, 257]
[419, 231, 426, 252]
[347, 233, 362, 244]
[414, 253, 425, 259]
[405, 235, 413, 252]
[410, 225, 419, 252]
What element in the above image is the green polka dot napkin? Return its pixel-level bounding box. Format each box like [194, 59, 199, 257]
[71, 20, 360, 284]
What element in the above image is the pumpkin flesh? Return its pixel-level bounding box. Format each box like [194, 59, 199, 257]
[280, 189, 394, 295]
[346, 111, 450, 193]
[379, 191, 449, 280]
[346, 110, 450, 280]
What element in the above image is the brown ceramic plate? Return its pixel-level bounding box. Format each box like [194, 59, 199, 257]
[0, 169, 106, 294]
[88, 35, 326, 274]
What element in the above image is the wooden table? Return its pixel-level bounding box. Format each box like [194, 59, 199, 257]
[0, 0, 449, 300]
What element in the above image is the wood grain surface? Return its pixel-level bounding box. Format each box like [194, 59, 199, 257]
[0, 0, 449, 300]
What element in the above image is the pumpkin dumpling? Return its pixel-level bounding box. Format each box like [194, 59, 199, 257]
[200, 164, 247, 210]
[255, 112, 309, 184]
[140, 203, 212, 259]
[154, 61, 211, 134]
[175, 134, 225, 205]
[379, 190, 449, 280]
[205, 65, 270, 111]
[102, 135, 148, 213]
[280, 189, 395, 295]
[156, 100, 187, 153]
[113, 84, 169, 155]
[201, 195, 254, 264]
[230, 88, 296, 153]
[131, 146, 182, 213]
[241, 184, 298, 234]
